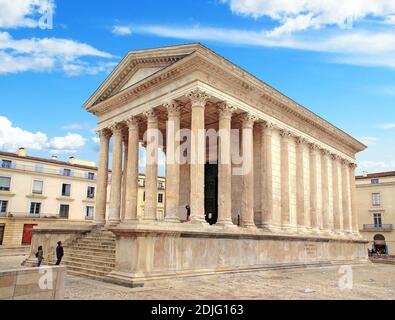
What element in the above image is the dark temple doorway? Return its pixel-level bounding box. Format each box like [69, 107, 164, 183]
[205, 162, 218, 225]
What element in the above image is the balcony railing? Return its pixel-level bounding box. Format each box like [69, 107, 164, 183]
[363, 224, 393, 231]
[1, 162, 96, 180]
[0, 212, 61, 219]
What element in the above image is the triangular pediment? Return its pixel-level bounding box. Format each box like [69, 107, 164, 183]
[84, 44, 203, 110]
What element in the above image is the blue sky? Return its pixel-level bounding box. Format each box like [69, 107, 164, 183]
[0, 0, 395, 175]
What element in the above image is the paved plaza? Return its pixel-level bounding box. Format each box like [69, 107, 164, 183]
[1, 255, 394, 300]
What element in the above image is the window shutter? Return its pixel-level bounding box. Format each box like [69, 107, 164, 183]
[59, 168, 63, 175]
[11, 163, 17, 169]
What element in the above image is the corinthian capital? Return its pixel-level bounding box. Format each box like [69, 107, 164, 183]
[96, 128, 112, 139]
[109, 122, 124, 136]
[186, 89, 210, 108]
[241, 113, 258, 129]
[125, 116, 140, 129]
[218, 101, 237, 119]
[280, 129, 292, 139]
[349, 162, 358, 170]
[143, 109, 158, 122]
[164, 100, 181, 117]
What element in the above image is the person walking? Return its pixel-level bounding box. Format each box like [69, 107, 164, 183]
[36, 246, 44, 267]
[55, 241, 64, 266]
[185, 205, 191, 222]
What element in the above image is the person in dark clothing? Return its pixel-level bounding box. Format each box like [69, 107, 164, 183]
[185, 205, 191, 221]
[55, 241, 64, 266]
[36, 246, 44, 267]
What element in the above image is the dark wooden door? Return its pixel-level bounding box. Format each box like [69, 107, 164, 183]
[22, 224, 37, 245]
[0, 224, 4, 245]
[205, 162, 218, 225]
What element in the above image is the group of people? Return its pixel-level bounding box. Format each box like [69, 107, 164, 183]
[35, 241, 64, 267]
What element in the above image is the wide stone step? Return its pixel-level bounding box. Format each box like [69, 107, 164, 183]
[67, 269, 109, 282]
[78, 239, 115, 245]
[64, 252, 115, 262]
[83, 236, 116, 241]
[64, 250, 115, 260]
[63, 256, 115, 268]
[72, 244, 115, 251]
[66, 265, 111, 277]
[63, 259, 114, 271]
[66, 245, 115, 253]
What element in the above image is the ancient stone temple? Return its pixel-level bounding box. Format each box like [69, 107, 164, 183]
[32, 44, 369, 285]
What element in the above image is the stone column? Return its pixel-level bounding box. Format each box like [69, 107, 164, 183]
[260, 122, 276, 230]
[295, 137, 307, 231]
[187, 89, 210, 223]
[309, 143, 320, 231]
[144, 110, 159, 221]
[240, 114, 257, 228]
[349, 163, 359, 235]
[94, 128, 112, 224]
[332, 155, 341, 233]
[217, 102, 236, 226]
[321, 149, 331, 232]
[165, 101, 181, 223]
[121, 132, 129, 220]
[108, 123, 124, 225]
[280, 130, 292, 230]
[123, 117, 140, 223]
[341, 160, 351, 233]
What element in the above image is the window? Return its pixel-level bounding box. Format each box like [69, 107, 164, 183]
[372, 193, 381, 206]
[371, 179, 380, 185]
[29, 202, 41, 215]
[59, 205, 70, 219]
[143, 192, 145, 202]
[158, 182, 165, 190]
[35, 165, 44, 173]
[0, 176, 11, 191]
[87, 186, 95, 199]
[63, 169, 71, 177]
[158, 193, 164, 203]
[0, 200, 8, 215]
[374, 213, 383, 228]
[32, 180, 43, 195]
[61, 184, 71, 197]
[87, 172, 95, 180]
[86, 206, 94, 220]
[1, 160, 12, 169]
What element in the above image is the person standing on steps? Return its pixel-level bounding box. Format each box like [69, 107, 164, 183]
[55, 241, 64, 266]
[36, 246, 44, 267]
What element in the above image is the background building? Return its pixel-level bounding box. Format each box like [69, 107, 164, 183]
[0, 148, 166, 247]
[356, 171, 395, 255]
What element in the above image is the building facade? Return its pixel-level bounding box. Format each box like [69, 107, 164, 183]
[0, 148, 166, 246]
[29, 44, 368, 285]
[356, 171, 395, 255]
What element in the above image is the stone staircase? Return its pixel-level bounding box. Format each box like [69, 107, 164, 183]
[62, 229, 116, 281]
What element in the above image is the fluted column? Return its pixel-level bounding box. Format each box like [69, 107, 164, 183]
[121, 132, 128, 220]
[108, 123, 124, 224]
[280, 130, 292, 230]
[309, 143, 320, 231]
[187, 89, 210, 223]
[349, 163, 359, 235]
[165, 101, 181, 223]
[332, 155, 342, 233]
[260, 122, 276, 230]
[240, 114, 257, 228]
[321, 149, 331, 232]
[123, 117, 140, 223]
[144, 110, 159, 221]
[217, 102, 236, 226]
[295, 137, 307, 231]
[341, 160, 351, 233]
[94, 128, 112, 224]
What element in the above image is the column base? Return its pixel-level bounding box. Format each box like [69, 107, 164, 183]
[240, 221, 257, 229]
[121, 219, 139, 225]
[216, 219, 237, 228]
[257, 224, 282, 233]
[281, 224, 298, 233]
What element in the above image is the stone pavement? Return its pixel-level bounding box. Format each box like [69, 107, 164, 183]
[1, 255, 394, 300]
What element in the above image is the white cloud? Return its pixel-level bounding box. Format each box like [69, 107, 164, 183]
[61, 123, 90, 130]
[0, 115, 86, 154]
[379, 123, 395, 129]
[0, 32, 116, 75]
[358, 137, 378, 146]
[132, 24, 395, 69]
[112, 25, 132, 36]
[358, 160, 395, 172]
[0, 0, 54, 29]
[222, 0, 395, 35]
[92, 136, 100, 144]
